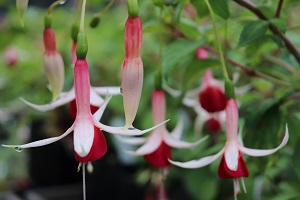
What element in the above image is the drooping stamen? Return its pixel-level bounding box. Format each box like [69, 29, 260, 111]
[77, 162, 82, 172]
[233, 178, 240, 200]
[241, 178, 247, 193]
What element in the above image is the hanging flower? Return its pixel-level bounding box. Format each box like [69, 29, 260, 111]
[3, 58, 167, 163]
[43, 25, 65, 100]
[118, 90, 207, 168]
[4, 46, 18, 67]
[121, 16, 143, 129]
[21, 40, 121, 115]
[169, 99, 289, 199]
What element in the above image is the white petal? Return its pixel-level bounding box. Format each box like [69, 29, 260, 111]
[93, 95, 112, 121]
[114, 135, 147, 145]
[224, 141, 239, 171]
[170, 117, 184, 140]
[92, 86, 121, 95]
[164, 132, 208, 149]
[239, 124, 289, 157]
[2, 124, 74, 149]
[162, 84, 181, 97]
[20, 88, 75, 111]
[74, 118, 94, 157]
[90, 88, 104, 107]
[169, 148, 225, 168]
[126, 132, 162, 155]
[93, 118, 170, 136]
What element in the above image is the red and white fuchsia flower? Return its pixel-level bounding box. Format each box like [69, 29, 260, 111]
[3, 56, 167, 164]
[121, 16, 143, 129]
[170, 99, 289, 199]
[118, 90, 207, 168]
[43, 26, 65, 100]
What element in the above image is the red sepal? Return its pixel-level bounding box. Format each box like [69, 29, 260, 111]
[199, 86, 227, 113]
[74, 126, 107, 163]
[218, 153, 249, 179]
[144, 142, 171, 168]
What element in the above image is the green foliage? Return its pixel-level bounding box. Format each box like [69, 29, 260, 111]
[238, 20, 270, 47]
[209, 0, 230, 20]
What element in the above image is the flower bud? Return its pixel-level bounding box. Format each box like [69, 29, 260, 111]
[124, 17, 142, 59]
[43, 28, 65, 100]
[121, 58, 143, 129]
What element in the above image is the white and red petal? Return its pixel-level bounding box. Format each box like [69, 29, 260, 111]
[74, 126, 107, 163]
[144, 142, 171, 168]
[218, 152, 249, 179]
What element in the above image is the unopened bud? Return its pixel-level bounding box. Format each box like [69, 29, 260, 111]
[225, 78, 235, 99]
[127, 0, 139, 17]
[71, 23, 79, 42]
[90, 17, 100, 28]
[76, 32, 88, 59]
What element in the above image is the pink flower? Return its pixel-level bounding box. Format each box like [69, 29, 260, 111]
[121, 17, 143, 129]
[118, 90, 207, 168]
[196, 47, 208, 59]
[43, 27, 65, 100]
[170, 99, 289, 199]
[4, 46, 18, 67]
[3, 59, 167, 163]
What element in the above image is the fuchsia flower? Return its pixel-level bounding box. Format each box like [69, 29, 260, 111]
[4, 46, 18, 67]
[118, 90, 207, 168]
[169, 69, 226, 134]
[121, 16, 143, 129]
[43, 27, 65, 100]
[170, 99, 289, 199]
[196, 47, 209, 59]
[3, 58, 166, 163]
[21, 41, 121, 114]
[199, 69, 227, 113]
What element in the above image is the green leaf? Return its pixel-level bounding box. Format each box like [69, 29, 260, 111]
[162, 38, 206, 75]
[209, 0, 230, 19]
[177, 18, 201, 40]
[270, 18, 287, 33]
[238, 20, 270, 47]
[183, 58, 220, 89]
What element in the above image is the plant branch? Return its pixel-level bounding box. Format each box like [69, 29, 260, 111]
[233, 0, 300, 65]
[204, 46, 293, 87]
[275, 0, 284, 18]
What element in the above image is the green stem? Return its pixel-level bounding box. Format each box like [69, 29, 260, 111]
[48, 0, 66, 15]
[203, 0, 229, 80]
[74, 0, 82, 23]
[80, 0, 87, 32]
[95, 0, 115, 18]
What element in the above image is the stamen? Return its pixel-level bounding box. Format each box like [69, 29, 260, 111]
[159, 168, 165, 200]
[77, 162, 82, 172]
[241, 178, 247, 193]
[82, 163, 86, 200]
[233, 178, 240, 200]
[87, 162, 94, 173]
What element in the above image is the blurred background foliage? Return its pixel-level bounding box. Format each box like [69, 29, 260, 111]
[0, 0, 300, 200]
